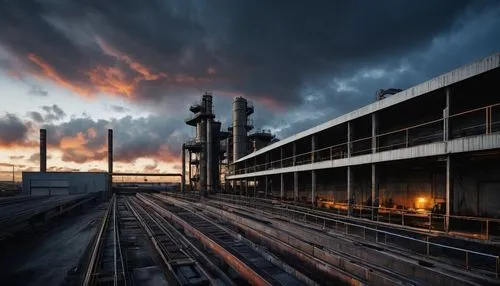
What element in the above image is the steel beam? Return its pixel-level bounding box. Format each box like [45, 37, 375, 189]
[181, 144, 186, 193]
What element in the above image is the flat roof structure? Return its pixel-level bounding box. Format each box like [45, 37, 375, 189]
[226, 52, 500, 222]
[232, 52, 500, 164]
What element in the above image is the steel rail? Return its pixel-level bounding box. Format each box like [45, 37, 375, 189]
[137, 193, 273, 286]
[213, 194, 500, 278]
[83, 196, 114, 286]
[126, 197, 212, 285]
[142, 204, 237, 286]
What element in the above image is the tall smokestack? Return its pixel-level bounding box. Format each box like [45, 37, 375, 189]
[108, 129, 113, 198]
[40, 129, 47, 172]
[108, 129, 113, 174]
[233, 97, 253, 161]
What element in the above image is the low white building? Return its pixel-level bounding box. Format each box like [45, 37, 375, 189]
[22, 172, 109, 196]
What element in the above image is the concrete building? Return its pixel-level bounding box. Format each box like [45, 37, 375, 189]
[227, 52, 500, 219]
[22, 172, 109, 196]
[21, 128, 113, 198]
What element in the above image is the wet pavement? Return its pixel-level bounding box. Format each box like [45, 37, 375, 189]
[0, 203, 106, 286]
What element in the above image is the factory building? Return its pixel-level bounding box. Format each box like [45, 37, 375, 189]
[227, 52, 500, 220]
[22, 172, 109, 196]
[21, 129, 113, 198]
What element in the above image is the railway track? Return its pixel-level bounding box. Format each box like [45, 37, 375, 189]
[83, 196, 126, 286]
[89, 192, 495, 285]
[137, 193, 309, 286]
[126, 196, 215, 285]
[203, 194, 500, 285]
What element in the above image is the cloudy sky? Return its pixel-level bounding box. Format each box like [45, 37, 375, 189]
[0, 0, 499, 180]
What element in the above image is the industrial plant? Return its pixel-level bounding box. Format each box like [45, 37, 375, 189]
[182, 92, 277, 195]
[0, 53, 499, 286]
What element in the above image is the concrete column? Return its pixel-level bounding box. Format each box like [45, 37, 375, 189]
[181, 145, 186, 194]
[446, 156, 452, 232]
[444, 87, 450, 141]
[372, 113, 378, 153]
[294, 172, 298, 201]
[293, 142, 297, 166]
[371, 164, 378, 220]
[280, 173, 284, 200]
[311, 170, 316, 207]
[347, 166, 352, 216]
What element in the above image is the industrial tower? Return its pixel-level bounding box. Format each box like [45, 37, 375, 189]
[183, 92, 228, 195]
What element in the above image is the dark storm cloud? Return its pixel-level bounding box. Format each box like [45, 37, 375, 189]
[41, 104, 66, 121]
[109, 104, 130, 113]
[0, 113, 32, 147]
[28, 85, 48, 96]
[0, 0, 499, 141]
[41, 114, 188, 164]
[0, 0, 491, 105]
[27, 104, 67, 123]
[28, 111, 44, 123]
[9, 155, 24, 160]
[28, 152, 52, 163]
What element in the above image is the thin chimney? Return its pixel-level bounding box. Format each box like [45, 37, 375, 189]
[40, 129, 47, 172]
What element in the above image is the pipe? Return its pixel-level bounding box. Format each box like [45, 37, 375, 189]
[181, 144, 186, 194]
[108, 129, 113, 198]
[199, 119, 207, 195]
[207, 119, 213, 194]
[188, 150, 192, 193]
[108, 129, 113, 174]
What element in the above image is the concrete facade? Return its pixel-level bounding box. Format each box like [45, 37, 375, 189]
[227, 52, 500, 218]
[22, 172, 108, 196]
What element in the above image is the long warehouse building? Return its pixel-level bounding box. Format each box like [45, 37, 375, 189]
[227, 52, 500, 222]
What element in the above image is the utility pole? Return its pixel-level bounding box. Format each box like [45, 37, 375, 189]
[12, 164, 15, 183]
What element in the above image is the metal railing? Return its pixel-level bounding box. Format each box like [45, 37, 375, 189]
[217, 192, 500, 241]
[213, 194, 500, 278]
[230, 103, 500, 175]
